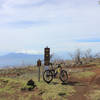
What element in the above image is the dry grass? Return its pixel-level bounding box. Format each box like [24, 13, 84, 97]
[0, 58, 100, 100]
[72, 71, 96, 79]
[0, 66, 76, 100]
[87, 90, 100, 100]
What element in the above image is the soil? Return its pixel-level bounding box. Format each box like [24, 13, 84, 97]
[67, 66, 100, 100]
[91, 68, 100, 85]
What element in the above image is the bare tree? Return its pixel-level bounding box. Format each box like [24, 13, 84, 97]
[83, 49, 93, 63]
[50, 53, 55, 59]
[69, 52, 74, 61]
[69, 48, 100, 66]
[50, 53, 65, 65]
[69, 48, 82, 66]
[95, 52, 100, 58]
[74, 48, 82, 64]
[84, 49, 92, 59]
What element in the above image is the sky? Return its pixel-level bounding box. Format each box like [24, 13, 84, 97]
[0, 0, 100, 55]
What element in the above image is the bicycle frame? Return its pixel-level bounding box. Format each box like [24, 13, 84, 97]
[49, 66, 62, 78]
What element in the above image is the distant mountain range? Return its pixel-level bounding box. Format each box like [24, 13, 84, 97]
[0, 53, 43, 68]
[0, 51, 71, 68]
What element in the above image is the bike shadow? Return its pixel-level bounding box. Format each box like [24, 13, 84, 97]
[62, 81, 86, 86]
[50, 81, 86, 86]
[51, 82, 59, 85]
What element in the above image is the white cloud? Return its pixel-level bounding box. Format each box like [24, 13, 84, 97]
[1, 0, 45, 8]
[15, 49, 42, 55]
[54, 41, 100, 53]
[0, 0, 100, 53]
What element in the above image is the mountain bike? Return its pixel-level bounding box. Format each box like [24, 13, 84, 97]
[43, 64, 68, 83]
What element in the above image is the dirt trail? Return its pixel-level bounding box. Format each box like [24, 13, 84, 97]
[68, 67, 100, 100]
[67, 77, 90, 100]
[68, 85, 89, 100]
[92, 68, 100, 74]
[90, 68, 100, 85]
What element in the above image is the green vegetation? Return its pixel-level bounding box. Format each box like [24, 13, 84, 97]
[0, 77, 39, 100]
[0, 73, 76, 100]
[0, 59, 100, 100]
[36, 79, 76, 100]
[89, 58, 100, 68]
[88, 90, 100, 100]
[72, 71, 96, 79]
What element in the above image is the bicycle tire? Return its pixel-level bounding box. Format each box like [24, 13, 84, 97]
[59, 70, 68, 83]
[43, 70, 53, 83]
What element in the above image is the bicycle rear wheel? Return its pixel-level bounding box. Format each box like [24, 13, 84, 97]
[43, 70, 53, 83]
[59, 70, 68, 83]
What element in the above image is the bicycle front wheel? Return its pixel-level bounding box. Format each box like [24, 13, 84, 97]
[43, 70, 53, 83]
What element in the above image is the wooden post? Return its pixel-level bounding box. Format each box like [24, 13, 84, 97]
[37, 59, 41, 82]
[38, 66, 40, 82]
[44, 47, 50, 66]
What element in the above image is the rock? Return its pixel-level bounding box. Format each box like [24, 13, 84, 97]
[17, 73, 20, 76]
[27, 79, 35, 87]
[21, 79, 36, 91]
[3, 80, 9, 83]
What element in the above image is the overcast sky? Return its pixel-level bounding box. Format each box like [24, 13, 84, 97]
[0, 0, 100, 55]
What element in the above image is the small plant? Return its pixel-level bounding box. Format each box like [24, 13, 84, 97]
[21, 79, 36, 91]
[58, 92, 66, 96]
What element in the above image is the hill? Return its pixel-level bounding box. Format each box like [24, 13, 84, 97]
[0, 53, 43, 67]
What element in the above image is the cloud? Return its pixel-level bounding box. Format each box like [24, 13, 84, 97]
[1, 0, 46, 8]
[76, 38, 100, 42]
[15, 49, 42, 55]
[54, 41, 100, 53]
[0, 0, 100, 53]
[7, 20, 48, 28]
